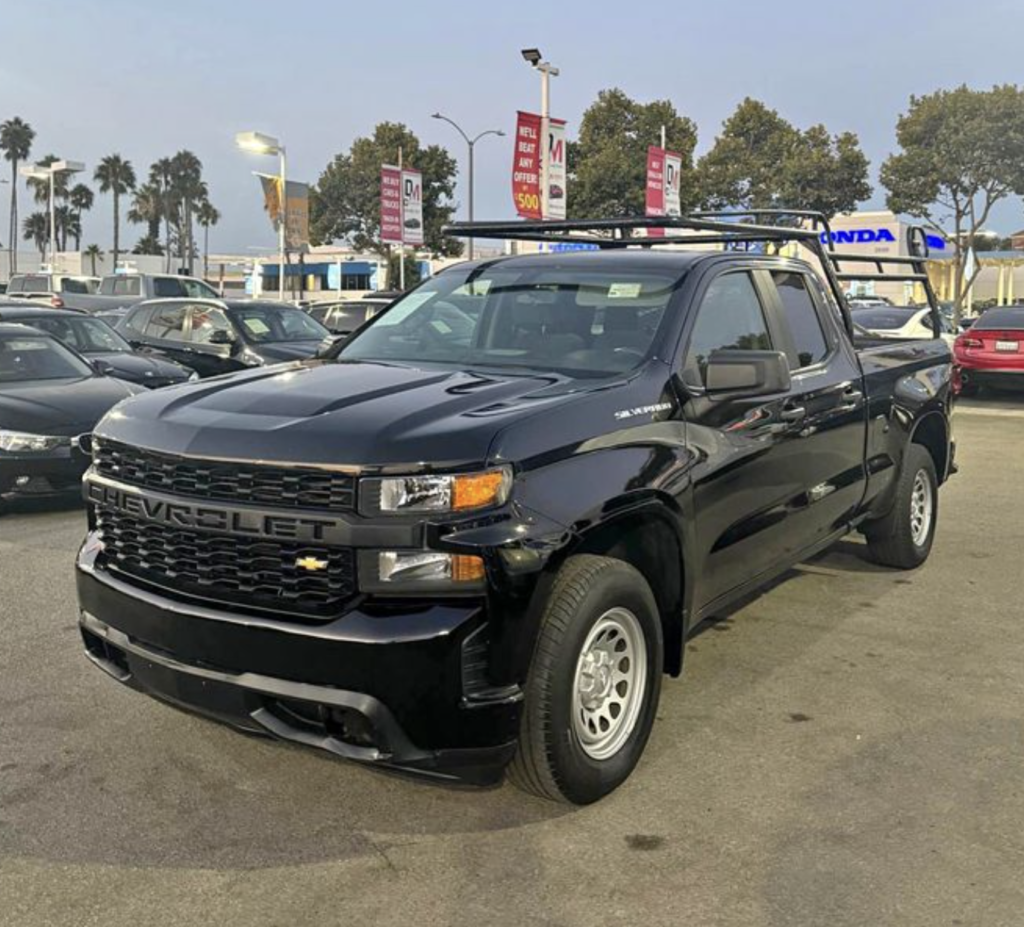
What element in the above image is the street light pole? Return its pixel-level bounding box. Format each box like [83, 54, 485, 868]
[20, 159, 84, 271]
[235, 131, 287, 301]
[520, 50, 559, 220]
[48, 172, 56, 268]
[432, 114, 504, 261]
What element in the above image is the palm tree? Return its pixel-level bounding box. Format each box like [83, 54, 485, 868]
[69, 183, 94, 250]
[0, 116, 35, 273]
[23, 212, 47, 258]
[54, 204, 78, 251]
[170, 150, 204, 274]
[94, 154, 136, 270]
[84, 243, 103, 276]
[150, 157, 174, 271]
[128, 180, 163, 242]
[26, 154, 71, 206]
[195, 199, 220, 280]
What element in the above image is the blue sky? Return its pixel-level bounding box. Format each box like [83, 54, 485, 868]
[3, 0, 1024, 253]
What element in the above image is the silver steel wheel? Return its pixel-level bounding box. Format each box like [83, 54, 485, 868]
[572, 607, 648, 761]
[910, 469, 933, 547]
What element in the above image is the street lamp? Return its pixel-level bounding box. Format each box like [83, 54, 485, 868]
[520, 48, 559, 220]
[432, 114, 504, 261]
[19, 159, 84, 269]
[236, 131, 287, 300]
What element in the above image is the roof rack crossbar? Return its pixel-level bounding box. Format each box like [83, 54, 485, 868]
[834, 272, 930, 283]
[827, 252, 930, 266]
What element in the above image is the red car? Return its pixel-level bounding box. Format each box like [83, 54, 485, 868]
[953, 306, 1024, 394]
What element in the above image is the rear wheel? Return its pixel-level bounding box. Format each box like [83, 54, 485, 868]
[864, 443, 938, 569]
[509, 555, 663, 805]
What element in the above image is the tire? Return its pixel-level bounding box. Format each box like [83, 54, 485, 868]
[864, 443, 938, 569]
[508, 554, 664, 804]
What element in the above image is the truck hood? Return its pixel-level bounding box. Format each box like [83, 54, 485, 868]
[94, 359, 597, 469]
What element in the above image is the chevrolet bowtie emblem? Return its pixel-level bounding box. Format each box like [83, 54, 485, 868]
[295, 556, 329, 572]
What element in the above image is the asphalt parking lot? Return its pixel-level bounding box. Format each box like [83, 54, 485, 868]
[2, 400, 1023, 927]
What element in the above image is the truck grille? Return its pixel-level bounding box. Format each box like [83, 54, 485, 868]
[93, 440, 356, 513]
[95, 504, 357, 618]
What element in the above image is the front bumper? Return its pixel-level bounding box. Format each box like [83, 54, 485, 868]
[77, 545, 522, 785]
[0, 448, 89, 497]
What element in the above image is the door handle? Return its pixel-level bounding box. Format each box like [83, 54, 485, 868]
[779, 405, 806, 422]
[838, 387, 864, 410]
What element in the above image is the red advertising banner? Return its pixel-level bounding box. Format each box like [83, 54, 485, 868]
[645, 146, 667, 237]
[512, 111, 542, 219]
[380, 165, 403, 244]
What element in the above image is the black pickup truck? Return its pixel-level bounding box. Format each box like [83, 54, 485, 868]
[76, 213, 954, 804]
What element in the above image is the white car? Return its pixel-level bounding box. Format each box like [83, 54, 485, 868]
[851, 305, 957, 346]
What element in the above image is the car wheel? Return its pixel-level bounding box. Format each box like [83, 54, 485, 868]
[508, 554, 663, 804]
[864, 444, 938, 569]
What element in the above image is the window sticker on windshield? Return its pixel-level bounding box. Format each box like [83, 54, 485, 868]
[374, 292, 433, 326]
[609, 283, 642, 299]
[242, 318, 271, 335]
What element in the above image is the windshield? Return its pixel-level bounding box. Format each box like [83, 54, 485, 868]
[850, 308, 917, 330]
[230, 303, 331, 343]
[15, 276, 52, 294]
[0, 333, 94, 382]
[973, 309, 1024, 330]
[338, 266, 680, 377]
[24, 316, 132, 354]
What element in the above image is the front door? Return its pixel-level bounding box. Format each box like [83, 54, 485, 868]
[680, 268, 807, 609]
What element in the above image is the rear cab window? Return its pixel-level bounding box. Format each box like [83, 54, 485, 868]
[143, 303, 189, 342]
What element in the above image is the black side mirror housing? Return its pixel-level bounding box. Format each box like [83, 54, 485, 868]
[91, 358, 114, 376]
[208, 329, 237, 346]
[705, 350, 791, 397]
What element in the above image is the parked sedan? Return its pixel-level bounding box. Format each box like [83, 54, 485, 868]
[953, 306, 1024, 394]
[0, 323, 141, 501]
[851, 305, 956, 346]
[116, 298, 332, 378]
[0, 306, 195, 388]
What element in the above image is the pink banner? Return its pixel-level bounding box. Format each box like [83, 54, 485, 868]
[380, 165, 403, 244]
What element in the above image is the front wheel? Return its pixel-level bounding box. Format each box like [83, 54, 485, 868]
[863, 443, 938, 569]
[508, 555, 663, 805]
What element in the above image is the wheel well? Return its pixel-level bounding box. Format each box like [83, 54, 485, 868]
[574, 510, 686, 676]
[911, 413, 949, 483]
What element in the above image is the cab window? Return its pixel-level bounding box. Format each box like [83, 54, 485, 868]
[188, 305, 234, 344]
[771, 271, 829, 369]
[683, 272, 773, 388]
[144, 304, 188, 342]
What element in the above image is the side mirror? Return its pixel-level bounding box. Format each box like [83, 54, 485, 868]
[208, 329, 236, 346]
[705, 350, 791, 397]
[91, 358, 114, 376]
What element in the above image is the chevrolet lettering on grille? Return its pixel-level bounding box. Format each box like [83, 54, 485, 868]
[86, 476, 346, 544]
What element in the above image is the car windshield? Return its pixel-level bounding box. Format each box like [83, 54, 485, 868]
[0, 333, 94, 382]
[338, 266, 681, 377]
[851, 308, 918, 330]
[972, 308, 1024, 330]
[230, 303, 331, 343]
[25, 316, 132, 354]
[15, 276, 52, 294]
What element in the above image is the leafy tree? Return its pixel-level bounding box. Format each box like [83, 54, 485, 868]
[881, 84, 1024, 315]
[127, 180, 163, 242]
[698, 98, 872, 218]
[310, 122, 461, 257]
[0, 116, 35, 272]
[170, 150, 206, 274]
[25, 153, 72, 205]
[132, 233, 163, 256]
[54, 204, 78, 252]
[22, 211, 47, 257]
[386, 251, 423, 290]
[567, 88, 698, 218]
[84, 243, 103, 275]
[69, 183, 94, 250]
[94, 154, 136, 269]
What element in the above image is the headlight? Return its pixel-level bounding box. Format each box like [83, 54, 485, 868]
[0, 430, 66, 453]
[376, 466, 512, 514]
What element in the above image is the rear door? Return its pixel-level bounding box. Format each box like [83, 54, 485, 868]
[762, 267, 868, 546]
